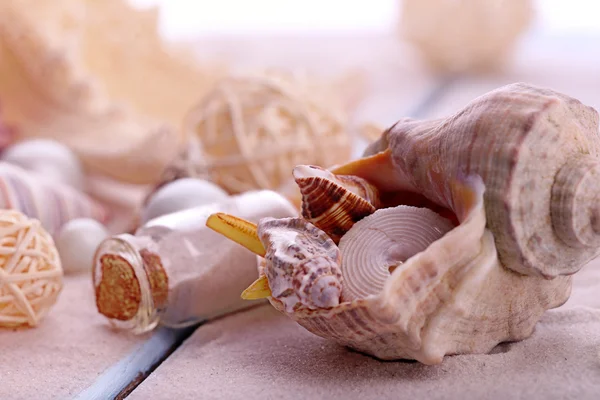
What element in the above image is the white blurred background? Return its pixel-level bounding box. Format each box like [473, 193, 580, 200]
[129, 0, 600, 39]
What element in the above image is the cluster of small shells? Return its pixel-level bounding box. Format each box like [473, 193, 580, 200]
[214, 83, 600, 364]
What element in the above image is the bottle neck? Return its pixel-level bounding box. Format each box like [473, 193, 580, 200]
[92, 233, 168, 334]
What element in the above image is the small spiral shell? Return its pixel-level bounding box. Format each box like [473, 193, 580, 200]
[258, 217, 343, 312]
[293, 165, 380, 243]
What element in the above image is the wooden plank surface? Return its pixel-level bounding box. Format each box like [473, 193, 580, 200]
[0, 275, 146, 399]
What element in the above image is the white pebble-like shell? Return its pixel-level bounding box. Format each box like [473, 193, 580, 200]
[55, 219, 109, 275]
[141, 178, 229, 224]
[1, 139, 85, 190]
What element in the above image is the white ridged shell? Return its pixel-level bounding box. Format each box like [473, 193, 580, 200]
[339, 206, 454, 300]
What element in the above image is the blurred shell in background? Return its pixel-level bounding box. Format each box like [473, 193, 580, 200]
[0, 162, 108, 237]
[1, 139, 85, 191]
[0, 0, 223, 184]
[141, 178, 229, 224]
[399, 0, 534, 74]
[0, 105, 16, 152]
[178, 70, 357, 195]
[55, 218, 109, 275]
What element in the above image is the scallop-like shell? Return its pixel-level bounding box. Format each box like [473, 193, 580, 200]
[261, 176, 571, 364]
[293, 165, 380, 243]
[335, 83, 600, 279]
[258, 217, 343, 312]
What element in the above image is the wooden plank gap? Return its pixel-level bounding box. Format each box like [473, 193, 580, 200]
[406, 76, 459, 119]
[72, 324, 200, 400]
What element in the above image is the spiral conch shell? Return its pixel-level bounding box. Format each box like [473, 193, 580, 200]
[342, 83, 600, 279]
[206, 83, 595, 364]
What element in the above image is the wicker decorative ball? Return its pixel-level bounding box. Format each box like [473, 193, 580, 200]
[399, 0, 533, 74]
[182, 71, 353, 194]
[0, 210, 63, 328]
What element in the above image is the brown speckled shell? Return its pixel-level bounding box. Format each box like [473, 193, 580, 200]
[258, 217, 343, 310]
[294, 166, 379, 243]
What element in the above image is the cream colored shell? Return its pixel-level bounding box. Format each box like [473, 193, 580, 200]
[339, 205, 454, 300]
[0, 0, 222, 184]
[261, 177, 570, 364]
[399, 0, 533, 73]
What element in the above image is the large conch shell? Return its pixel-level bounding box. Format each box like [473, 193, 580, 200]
[0, 0, 221, 184]
[338, 83, 600, 279]
[207, 83, 596, 364]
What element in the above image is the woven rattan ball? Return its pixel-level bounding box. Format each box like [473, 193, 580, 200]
[0, 210, 63, 328]
[399, 0, 533, 74]
[182, 71, 353, 194]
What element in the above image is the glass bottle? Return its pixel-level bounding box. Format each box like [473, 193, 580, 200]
[92, 190, 297, 334]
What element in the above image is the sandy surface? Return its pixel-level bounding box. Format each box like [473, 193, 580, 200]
[130, 260, 600, 400]
[0, 274, 148, 399]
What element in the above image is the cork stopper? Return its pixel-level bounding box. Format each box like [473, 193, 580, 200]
[92, 234, 169, 333]
[95, 254, 141, 321]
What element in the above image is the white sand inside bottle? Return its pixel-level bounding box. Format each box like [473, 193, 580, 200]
[94, 190, 297, 331]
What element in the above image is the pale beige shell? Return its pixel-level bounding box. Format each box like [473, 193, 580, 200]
[0, 0, 221, 184]
[339, 205, 454, 301]
[352, 83, 600, 279]
[399, 0, 533, 73]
